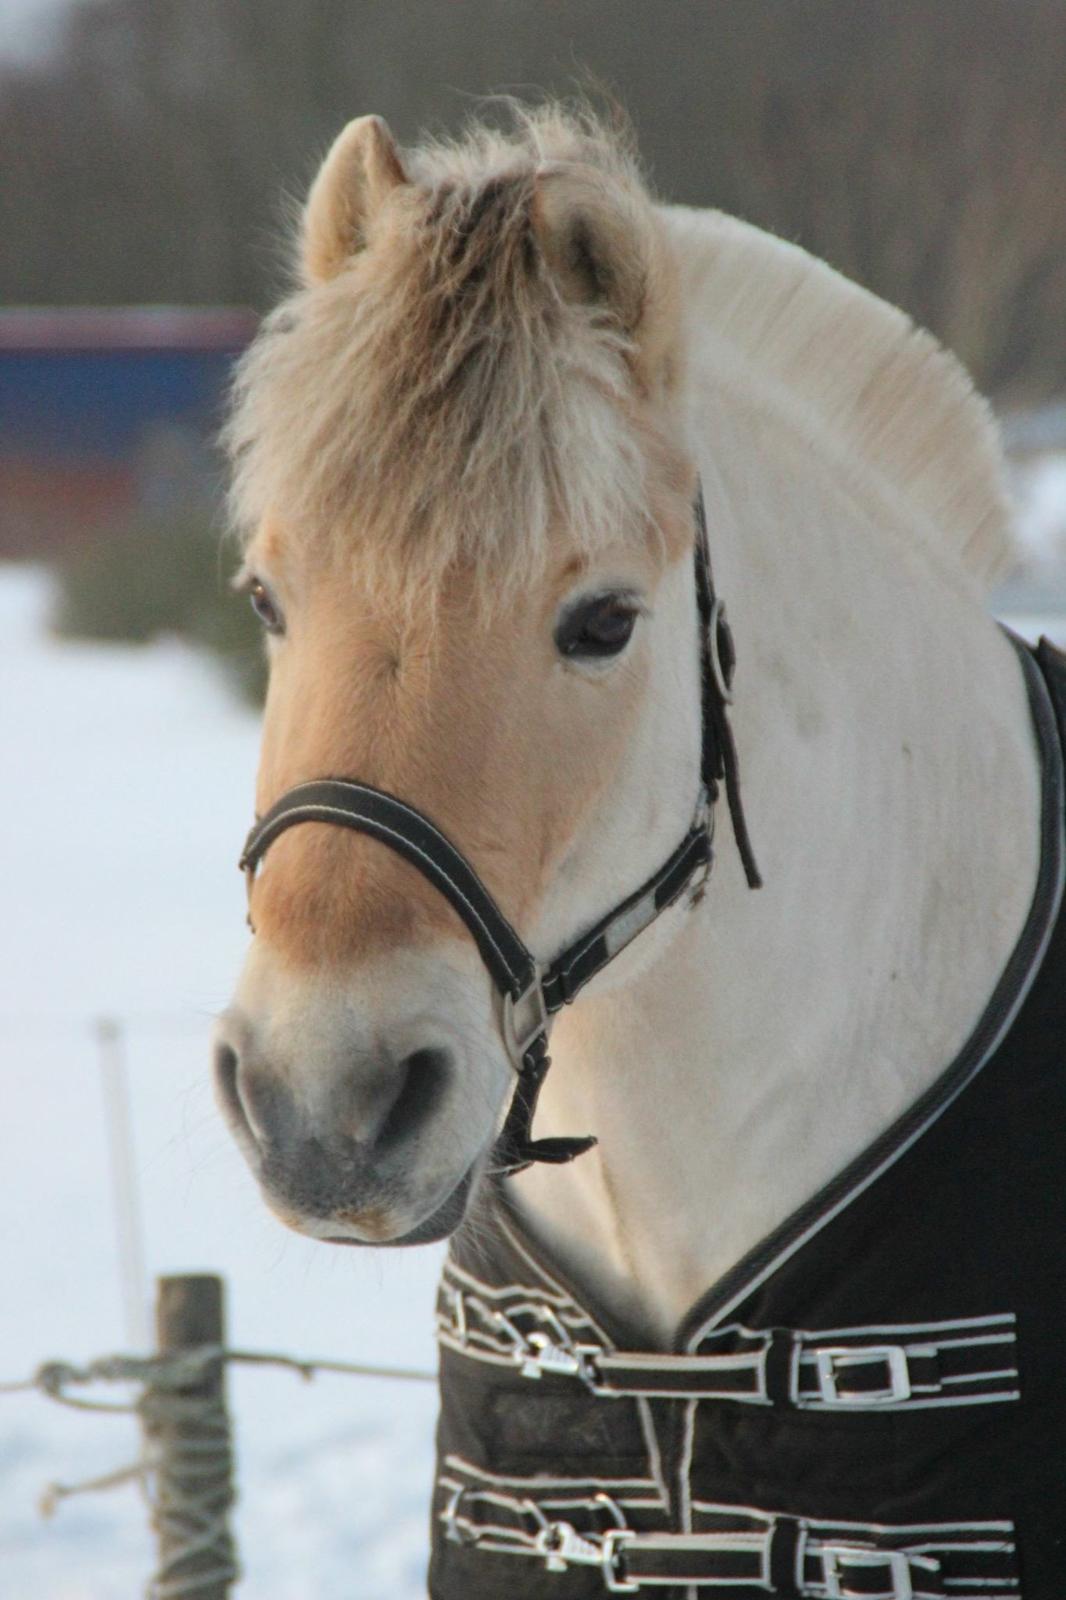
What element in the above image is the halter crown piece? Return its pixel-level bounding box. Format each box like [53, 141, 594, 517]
[239, 485, 761, 1175]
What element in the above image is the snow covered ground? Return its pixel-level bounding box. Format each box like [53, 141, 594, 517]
[0, 567, 443, 1598]
[2, 451, 1065, 1599]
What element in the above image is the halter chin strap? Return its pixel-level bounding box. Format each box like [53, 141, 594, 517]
[238, 485, 760, 1175]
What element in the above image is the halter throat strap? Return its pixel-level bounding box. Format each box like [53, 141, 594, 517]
[238, 486, 759, 1173]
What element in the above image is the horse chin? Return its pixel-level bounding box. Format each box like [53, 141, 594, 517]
[319, 1162, 478, 1250]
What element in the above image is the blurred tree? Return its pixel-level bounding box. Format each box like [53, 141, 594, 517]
[52, 507, 266, 702]
[1, 0, 1063, 398]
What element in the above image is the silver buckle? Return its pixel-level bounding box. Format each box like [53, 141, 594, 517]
[815, 1344, 910, 1406]
[440, 1483, 470, 1545]
[820, 1545, 914, 1600]
[444, 1286, 467, 1346]
[524, 1498, 629, 1579]
[601, 1529, 639, 1592]
[518, 1331, 605, 1390]
[500, 973, 548, 1068]
[532, 1518, 603, 1573]
[477, 1299, 606, 1390]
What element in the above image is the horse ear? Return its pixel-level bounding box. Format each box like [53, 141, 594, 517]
[301, 115, 408, 285]
[532, 162, 677, 390]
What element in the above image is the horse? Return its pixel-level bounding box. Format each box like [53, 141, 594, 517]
[215, 106, 1066, 1598]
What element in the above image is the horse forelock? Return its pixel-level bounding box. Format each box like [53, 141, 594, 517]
[224, 104, 686, 606]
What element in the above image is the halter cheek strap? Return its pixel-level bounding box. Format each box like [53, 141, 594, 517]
[238, 485, 760, 1175]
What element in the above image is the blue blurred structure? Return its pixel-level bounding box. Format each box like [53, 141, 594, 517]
[0, 307, 256, 556]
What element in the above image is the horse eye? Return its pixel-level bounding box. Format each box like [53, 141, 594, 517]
[555, 594, 639, 660]
[248, 579, 283, 635]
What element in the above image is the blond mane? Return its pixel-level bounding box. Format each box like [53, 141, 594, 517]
[226, 102, 1014, 598]
[664, 207, 1014, 590]
[224, 106, 672, 601]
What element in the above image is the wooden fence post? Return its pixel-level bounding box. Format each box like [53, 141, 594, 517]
[143, 1274, 238, 1598]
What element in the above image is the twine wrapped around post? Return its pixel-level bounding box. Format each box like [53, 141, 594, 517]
[142, 1275, 238, 1599]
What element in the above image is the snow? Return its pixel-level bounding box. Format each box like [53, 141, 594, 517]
[2, 450, 1065, 1597]
[0, 0, 78, 62]
[1009, 454, 1066, 577]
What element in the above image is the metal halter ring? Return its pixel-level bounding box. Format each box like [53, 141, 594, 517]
[499, 973, 549, 1069]
[707, 595, 734, 705]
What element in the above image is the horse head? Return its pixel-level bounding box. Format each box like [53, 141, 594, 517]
[214, 110, 707, 1246]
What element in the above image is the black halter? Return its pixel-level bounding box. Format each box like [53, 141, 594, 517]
[239, 486, 761, 1174]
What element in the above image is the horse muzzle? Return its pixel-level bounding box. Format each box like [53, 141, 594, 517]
[212, 986, 497, 1245]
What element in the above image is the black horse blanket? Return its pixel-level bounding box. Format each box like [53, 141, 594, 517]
[429, 635, 1066, 1600]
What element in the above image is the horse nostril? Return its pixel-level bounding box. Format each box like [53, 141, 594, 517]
[376, 1047, 452, 1151]
[213, 1040, 258, 1149]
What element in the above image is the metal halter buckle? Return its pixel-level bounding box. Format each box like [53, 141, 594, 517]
[819, 1544, 915, 1600]
[814, 1344, 911, 1406]
[500, 973, 548, 1069]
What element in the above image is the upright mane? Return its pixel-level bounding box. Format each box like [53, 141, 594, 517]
[225, 106, 682, 601]
[664, 207, 1014, 590]
[226, 99, 1015, 600]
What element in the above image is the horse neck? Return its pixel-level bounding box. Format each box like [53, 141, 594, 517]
[512, 369, 1043, 1346]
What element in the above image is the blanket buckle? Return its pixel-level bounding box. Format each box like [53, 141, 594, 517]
[815, 1343, 910, 1405]
[820, 1544, 920, 1599]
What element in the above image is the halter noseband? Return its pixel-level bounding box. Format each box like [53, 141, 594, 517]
[238, 486, 761, 1175]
